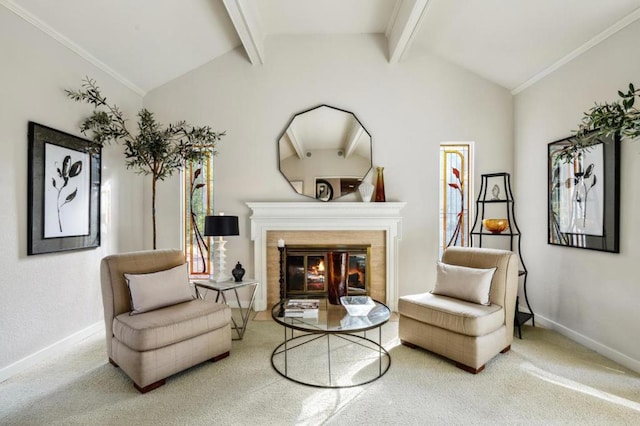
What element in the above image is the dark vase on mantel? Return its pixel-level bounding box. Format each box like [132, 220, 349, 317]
[232, 262, 245, 282]
[326, 252, 348, 305]
[374, 166, 386, 202]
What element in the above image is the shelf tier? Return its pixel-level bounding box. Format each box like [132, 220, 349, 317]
[477, 199, 513, 204]
[515, 311, 534, 327]
[471, 231, 520, 236]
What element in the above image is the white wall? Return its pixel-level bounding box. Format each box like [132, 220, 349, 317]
[144, 34, 513, 298]
[514, 21, 640, 369]
[0, 7, 144, 373]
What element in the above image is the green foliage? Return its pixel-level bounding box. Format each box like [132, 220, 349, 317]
[560, 83, 639, 163]
[66, 77, 225, 248]
[65, 78, 225, 179]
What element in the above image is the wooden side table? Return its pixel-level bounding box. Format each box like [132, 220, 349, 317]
[193, 279, 259, 340]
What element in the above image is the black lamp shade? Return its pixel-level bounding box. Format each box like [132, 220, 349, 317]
[204, 215, 239, 237]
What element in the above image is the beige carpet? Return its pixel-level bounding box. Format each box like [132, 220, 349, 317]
[1, 319, 639, 425]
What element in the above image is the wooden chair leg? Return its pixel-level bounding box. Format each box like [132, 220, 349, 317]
[501, 345, 511, 354]
[134, 379, 166, 394]
[210, 351, 230, 362]
[455, 362, 485, 374]
[400, 340, 418, 349]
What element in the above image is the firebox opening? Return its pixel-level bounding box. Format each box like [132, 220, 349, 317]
[285, 245, 370, 299]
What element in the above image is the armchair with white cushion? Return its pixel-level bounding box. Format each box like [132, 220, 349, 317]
[398, 246, 518, 373]
[100, 249, 232, 392]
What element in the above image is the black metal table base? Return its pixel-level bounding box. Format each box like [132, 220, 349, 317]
[271, 328, 390, 388]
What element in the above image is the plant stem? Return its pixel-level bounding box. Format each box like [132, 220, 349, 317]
[152, 175, 157, 250]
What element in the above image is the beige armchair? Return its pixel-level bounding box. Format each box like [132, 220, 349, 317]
[100, 249, 232, 392]
[398, 247, 518, 373]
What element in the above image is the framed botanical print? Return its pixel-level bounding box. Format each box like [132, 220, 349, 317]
[28, 122, 101, 255]
[548, 133, 620, 253]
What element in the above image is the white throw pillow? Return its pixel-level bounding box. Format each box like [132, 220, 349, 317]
[124, 263, 193, 315]
[431, 262, 496, 305]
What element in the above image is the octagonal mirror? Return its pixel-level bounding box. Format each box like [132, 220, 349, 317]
[278, 105, 372, 201]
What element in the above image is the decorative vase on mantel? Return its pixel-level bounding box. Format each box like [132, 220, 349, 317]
[374, 166, 386, 202]
[358, 180, 374, 202]
[326, 252, 348, 305]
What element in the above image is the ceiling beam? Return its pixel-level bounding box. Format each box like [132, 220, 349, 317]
[223, 0, 265, 65]
[344, 123, 364, 159]
[286, 127, 305, 159]
[386, 0, 432, 64]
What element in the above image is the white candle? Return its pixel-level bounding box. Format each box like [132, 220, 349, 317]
[277, 239, 285, 248]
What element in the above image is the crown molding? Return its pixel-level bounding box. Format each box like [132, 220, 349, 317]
[512, 7, 640, 95]
[1, 0, 146, 96]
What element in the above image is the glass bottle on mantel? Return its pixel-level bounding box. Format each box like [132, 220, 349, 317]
[374, 166, 386, 202]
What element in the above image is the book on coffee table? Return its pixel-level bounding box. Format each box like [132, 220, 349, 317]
[285, 299, 319, 317]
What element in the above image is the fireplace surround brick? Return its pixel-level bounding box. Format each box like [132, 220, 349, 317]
[266, 230, 386, 308]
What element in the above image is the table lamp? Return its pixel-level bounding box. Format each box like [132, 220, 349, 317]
[204, 214, 239, 282]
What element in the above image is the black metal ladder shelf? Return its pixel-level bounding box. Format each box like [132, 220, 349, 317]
[470, 172, 534, 339]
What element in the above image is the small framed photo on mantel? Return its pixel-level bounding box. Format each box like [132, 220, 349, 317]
[27, 122, 102, 255]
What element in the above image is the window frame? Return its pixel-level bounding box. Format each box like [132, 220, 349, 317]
[182, 155, 214, 278]
[439, 142, 474, 257]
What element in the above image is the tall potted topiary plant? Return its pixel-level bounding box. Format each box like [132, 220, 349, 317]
[66, 78, 225, 249]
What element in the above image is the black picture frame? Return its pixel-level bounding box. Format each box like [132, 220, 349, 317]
[28, 122, 101, 255]
[547, 133, 620, 253]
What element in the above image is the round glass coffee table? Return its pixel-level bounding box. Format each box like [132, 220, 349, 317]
[270, 298, 391, 388]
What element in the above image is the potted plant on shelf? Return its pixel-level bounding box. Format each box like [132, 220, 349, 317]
[66, 78, 225, 249]
[560, 83, 639, 162]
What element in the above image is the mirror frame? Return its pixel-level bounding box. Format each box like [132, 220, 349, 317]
[277, 104, 373, 201]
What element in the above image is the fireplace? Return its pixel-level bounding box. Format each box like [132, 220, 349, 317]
[247, 202, 405, 311]
[285, 245, 370, 298]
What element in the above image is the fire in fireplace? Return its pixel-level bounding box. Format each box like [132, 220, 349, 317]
[285, 245, 370, 298]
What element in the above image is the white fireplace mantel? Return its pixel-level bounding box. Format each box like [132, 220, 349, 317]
[247, 202, 406, 311]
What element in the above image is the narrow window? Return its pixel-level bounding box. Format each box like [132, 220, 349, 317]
[183, 156, 214, 278]
[439, 143, 473, 257]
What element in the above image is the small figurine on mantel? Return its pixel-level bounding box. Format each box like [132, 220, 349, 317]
[358, 180, 374, 202]
[232, 262, 245, 282]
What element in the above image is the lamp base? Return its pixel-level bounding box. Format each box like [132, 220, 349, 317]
[211, 273, 231, 283]
[210, 237, 231, 283]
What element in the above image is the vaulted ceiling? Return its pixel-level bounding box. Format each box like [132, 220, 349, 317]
[4, 0, 640, 95]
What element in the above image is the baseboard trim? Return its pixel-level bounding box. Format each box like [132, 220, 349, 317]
[0, 321, 103, 384]
[534, 314, 640, 374]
